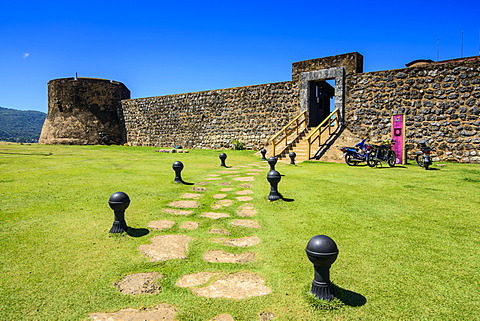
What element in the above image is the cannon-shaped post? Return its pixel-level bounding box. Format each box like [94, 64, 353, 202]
[219, 153, 227, 167]
[268, 156, 277, 171]
[305, 235, 339, 300]
[260, 148, 267, 161]
[109, 192, 130, 233]
[267, 170, 282, 201]
[289, 152, 296, 165]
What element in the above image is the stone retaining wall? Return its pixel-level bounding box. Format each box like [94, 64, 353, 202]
[122, 82, 298, 149]
[345, 58, 480, 163]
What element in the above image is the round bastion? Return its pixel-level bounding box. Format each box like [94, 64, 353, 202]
[39, 77, 130, 145]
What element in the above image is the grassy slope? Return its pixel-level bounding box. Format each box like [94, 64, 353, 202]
[0, 144, 478, 320]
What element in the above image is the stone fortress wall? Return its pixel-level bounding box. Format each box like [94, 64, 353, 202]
[39, 53, 480, 163]
[122, 82, 299, 150]
[345, 57, 480, 163]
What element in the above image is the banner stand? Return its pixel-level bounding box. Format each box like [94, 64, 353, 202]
[392, 114, 406, 165]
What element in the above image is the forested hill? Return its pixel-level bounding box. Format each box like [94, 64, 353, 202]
[0, 107, 46, 143]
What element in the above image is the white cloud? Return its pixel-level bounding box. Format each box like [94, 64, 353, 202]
[22, 53, 30, 59]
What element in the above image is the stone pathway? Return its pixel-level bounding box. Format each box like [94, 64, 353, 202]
[90, 159, 275, 320]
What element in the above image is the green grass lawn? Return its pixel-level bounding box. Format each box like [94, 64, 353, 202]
[0, 144, 479, 320]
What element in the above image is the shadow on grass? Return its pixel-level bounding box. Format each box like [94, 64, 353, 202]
[304, 283, 366, 311]
[0, 151, 53, 156]
[333, 283, 367, 307]
[281, 196, 295, 202]
[374, 165, 407, 169]
[126, 227, 150, 237]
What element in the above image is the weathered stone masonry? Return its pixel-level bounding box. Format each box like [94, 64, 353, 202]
[39, 77, 130, 145]
[345, 57, 480, 163]
[40, 53, 480, 163]
[121, 82, 298, 149]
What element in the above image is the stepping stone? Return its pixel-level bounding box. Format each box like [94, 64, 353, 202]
[240, 184, 252, 188]
[182, 193, 202, 199]
[191, 271, 271, 299]
[168, 200, 199, 208]
[218, 171, 239, 174]
[163, 208, 193, 216]
[201, 212, 230, 219]
[89, 303, 176, 321]
[203, 250, 256, 263]
[176, 271, 221, 288]
[213, 193, 227, 199]
[148, 220, 175, 230]
[211, 235, 260, 247]
[209, 228, 231, 235]
[205, 177, 222, 180]
[220, 188, 233, 192]
[139, 235, 193, 261]
[236, 196, 253, 202]
[192, 187, 207, 192]
[210, 314, 235, 321]
[208, 174, 221, 177]
[211, 199, 233, 209]
[114, 272, 163, 295]
[247, 173, 259, 176]
[231, 219, 260, 229]
[218, 182, 232, 186]
[233, 176, 255, 182]
[228, 174, 240, 177]
[247, 169, 263, 172]
[197, 182, 208, 185]
[236, 203, 257, 217]
[236, 190, 253, 195]
[180, 221, 199, 230]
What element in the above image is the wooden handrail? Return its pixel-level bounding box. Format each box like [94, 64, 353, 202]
[306, 108, 340, 159]
[269, 110, 307, 157]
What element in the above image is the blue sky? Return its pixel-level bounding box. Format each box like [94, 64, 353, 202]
[1, 0, 479, 113]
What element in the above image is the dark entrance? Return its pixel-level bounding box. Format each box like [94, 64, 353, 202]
[308, 81, 335, 127]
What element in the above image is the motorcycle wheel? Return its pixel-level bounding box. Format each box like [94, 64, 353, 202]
[424, 161, 430, 170]
[387, 151, 396, 167]
[416, 154, 425, 167]
[366, 153, 377, 167]
[345, 154, 358, 166]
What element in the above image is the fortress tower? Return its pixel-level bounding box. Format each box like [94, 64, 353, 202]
[39, 77, 130, 145]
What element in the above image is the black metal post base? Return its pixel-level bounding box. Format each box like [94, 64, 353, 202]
[268, 191, 282, 202]
[311, 280, 336, 301]
[109, 220, 128, 233]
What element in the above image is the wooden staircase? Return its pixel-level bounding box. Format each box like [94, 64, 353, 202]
[275, 128, 312, 162]
[268, 108, 342, 163]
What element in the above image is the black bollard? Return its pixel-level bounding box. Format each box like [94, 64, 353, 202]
[172, 161, 184, 183]
[219, 153, 227, 167]
[268, 156, 277, 171]
[289, 152, 297, 165]
[305, 235, 339, 300]
[260, 148, 267, 161]
[109, 192, 130, 233]
[266, 170, 282, 201]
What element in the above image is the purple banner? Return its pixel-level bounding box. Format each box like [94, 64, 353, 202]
[392, 114, 405, 165]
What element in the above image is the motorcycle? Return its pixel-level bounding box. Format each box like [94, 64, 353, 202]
[367, 139, 396, 167]
[340, 139, 373, 166]
[415, 139, 433, 170]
